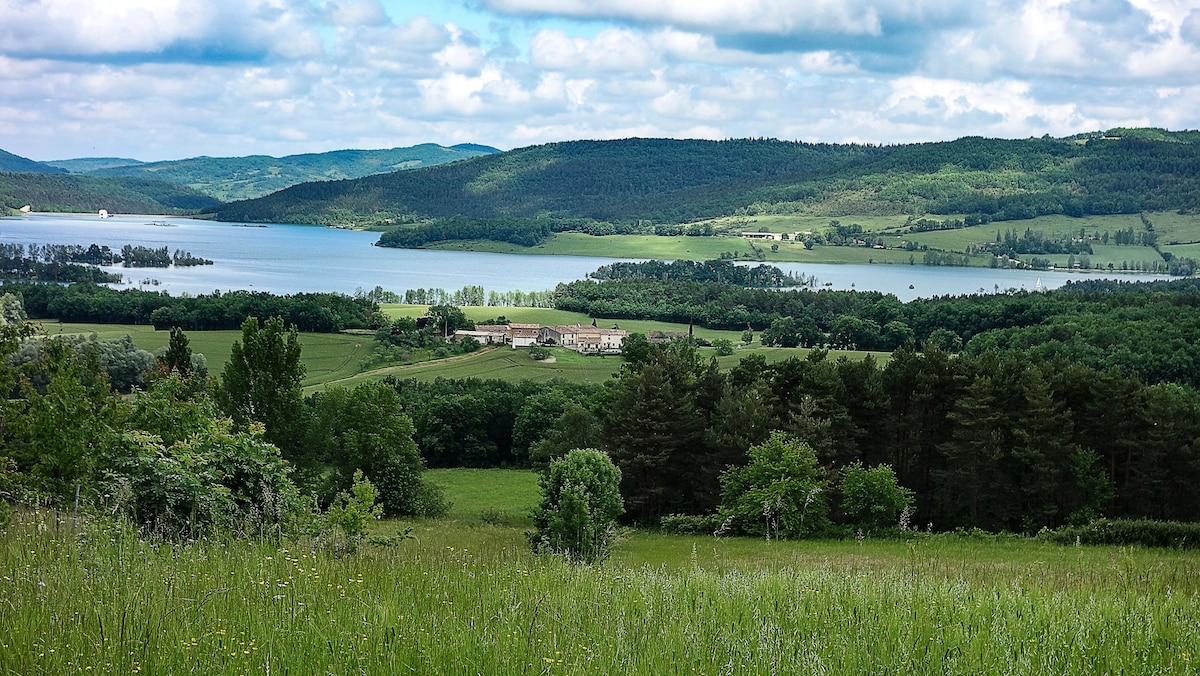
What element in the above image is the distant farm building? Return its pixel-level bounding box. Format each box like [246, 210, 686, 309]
[740, 231, 782, 241]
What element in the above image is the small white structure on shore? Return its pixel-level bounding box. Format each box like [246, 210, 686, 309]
[19, 205, 31, 213]
[98, 209, 109, 218]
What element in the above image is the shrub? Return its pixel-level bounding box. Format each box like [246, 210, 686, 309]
[0, 456, 16, 530]
[712, 338, 735, 356]
[839, 462, 913, 531]
[528, 346, 551, 361]
[1042, 519, 1200, 550]
[410, 477, 451, 518]
[324, 470, 382, 554]
[659, 513, 723, 535]
[101, 421, 299, 539]
[718, 431, 830, 539]
[530, 448, 624, 563]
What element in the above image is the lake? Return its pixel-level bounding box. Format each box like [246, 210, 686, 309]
[0, 213, 1172, 301]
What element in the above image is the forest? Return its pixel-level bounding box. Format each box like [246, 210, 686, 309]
[0, 282, 382, 332]
[1, 269, 1200, 542]
[0, 172, 220, 214]
[208, 132, 1200, 234]
[551, 273, 1200, 389]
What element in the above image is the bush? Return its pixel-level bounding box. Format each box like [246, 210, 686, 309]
[528, 346, 551, 361]
[0, 456, 16, 530]
[530, 448, 624, 563]
[717, 431, 830, 539]
[712, 338, 735, 356]
[410, 477, 451, 518]
[659, 513, 723, 535]
[839, 462, 913, 530]
[323, 470, 382, 554]
[1042, 519, 1200, 550]
[101, 421, 299, 540]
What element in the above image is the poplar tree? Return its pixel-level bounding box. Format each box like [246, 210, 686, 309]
[216, 316, 305, 454]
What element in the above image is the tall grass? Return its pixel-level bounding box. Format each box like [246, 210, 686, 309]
[3, 510, 1197, 674]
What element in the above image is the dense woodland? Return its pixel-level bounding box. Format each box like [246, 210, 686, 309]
[1, 270, 1200, 537]
[552, 274, 1200, 389]
[587, 259, 810, 287]
[87, 144, 496, 201]
[0, 172, 220, 214]
[0, 282, 381, 332]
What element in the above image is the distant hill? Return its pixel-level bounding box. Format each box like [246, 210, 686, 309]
[88, 143, 499, 201]
[0, 149, 66, 174]
[205, 130, 1200, 229]
[44, 157, 145, 173]
[0, 173, 221, 215]
[207, 138, 881, 225]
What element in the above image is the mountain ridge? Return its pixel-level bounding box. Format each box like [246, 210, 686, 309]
[84, 143, 499, 201]
[204, 129, 1200, 228]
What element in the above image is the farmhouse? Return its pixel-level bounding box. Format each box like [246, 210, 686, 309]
[539, 324, 628, 354]
[648, 330, 689, 344]
[453, 329, 507, 345]
[740, 231, 783, 241]
[511, 329, 539, 348]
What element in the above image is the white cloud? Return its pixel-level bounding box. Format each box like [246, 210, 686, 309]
[479, 0, 899, 36]
[2, 0, 1200, 162]
[531, 28, 656, 72]
[0, 0, 324, 61]
[321, 0, 389, 27]
[883, 76, 1098, 136]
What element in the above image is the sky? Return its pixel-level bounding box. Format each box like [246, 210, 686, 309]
[3, 0, 1200, 162]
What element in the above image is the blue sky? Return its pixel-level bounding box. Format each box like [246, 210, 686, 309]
[2, 0, 1199, 161]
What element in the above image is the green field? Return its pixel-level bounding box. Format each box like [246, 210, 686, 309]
[381, 305, 746, 343]
[3, 500, 1197, 674]
[412, 211, 1200, 270]
[39, 321, 376, 388]
[39, 318, 884, 393]
[425, 468, 540, 525]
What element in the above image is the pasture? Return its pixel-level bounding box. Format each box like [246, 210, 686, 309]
[2, 483, 1197, 675]
[36, 321, 375, 389]
[37, 318, 884, 393]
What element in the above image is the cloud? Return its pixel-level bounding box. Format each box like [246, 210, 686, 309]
[320, 0, 390, 27]
[1184, 9, 1200, 44]
[476, 0, 955, 37]
[531, 28, 656, 72]
[2, 0, 1200, 163]
[0, 0, 324, 63]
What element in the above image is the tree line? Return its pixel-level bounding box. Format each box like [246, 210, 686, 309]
[553, 274, 1200, 389]
[1, 316, 446, 540]
[375, 337, 1200, 533]
[1, 282, 382, 332]
[587, 259, 811, 287]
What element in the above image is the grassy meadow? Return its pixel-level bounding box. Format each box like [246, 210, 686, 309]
[414, 211, 1200, 272]
[38, 312, 887, 395]
[3, 468, 1198, 674]
[37, 321, 376, 389]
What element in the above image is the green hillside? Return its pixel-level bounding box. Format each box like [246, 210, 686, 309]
[209, 138, 878, 225]
[89, 143, 498, 201]
[205, 130, 1200, 233]
[0, 173, 221, 214]
[0, 149, 65, 174]
[44, 157, 144, 172]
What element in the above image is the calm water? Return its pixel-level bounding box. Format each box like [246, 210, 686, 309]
[0, 213, 1172, 301]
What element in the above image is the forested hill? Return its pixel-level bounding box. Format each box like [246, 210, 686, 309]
[0, 149, 66, 174]
[207, 138, 881, 225]
[42, 157, 144, 173]
[205, 130, 1200, 228]
[0, 173, 220, 214]
[86, 143, 499, 201]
